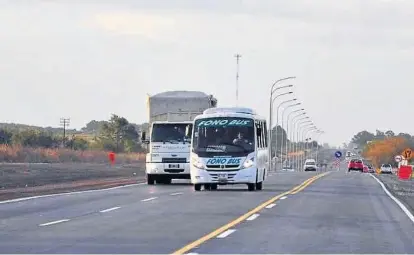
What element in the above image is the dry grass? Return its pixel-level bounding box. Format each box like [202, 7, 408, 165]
[0, 144, 145, 164]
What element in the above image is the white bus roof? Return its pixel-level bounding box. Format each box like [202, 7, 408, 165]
[196, 107, 265, 121]
[203, 107, 258, 115]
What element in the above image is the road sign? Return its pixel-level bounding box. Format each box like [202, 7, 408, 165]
[394, 155, 402, 163]
[334, 151, 342, 158]
[402, 148, 412, 160]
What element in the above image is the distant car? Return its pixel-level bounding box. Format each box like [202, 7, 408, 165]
[348, 158, 363, 172]
[303, 159, 317, 171]
[364, 163, 375, 173]
[380, 164, 393, 174]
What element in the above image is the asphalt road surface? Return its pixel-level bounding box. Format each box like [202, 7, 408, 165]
[0, 169, 413, 254]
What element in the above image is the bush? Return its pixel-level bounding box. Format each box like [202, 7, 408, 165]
[0, 145, 145, 164]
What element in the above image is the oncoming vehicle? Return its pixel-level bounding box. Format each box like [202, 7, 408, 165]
[190, 107, 269, 191]
[303, 159, 317, 171]
[348, 158, 363, 172]
[380, 163, 393, 174]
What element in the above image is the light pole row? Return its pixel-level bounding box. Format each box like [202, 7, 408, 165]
[269, 77, 325, 171]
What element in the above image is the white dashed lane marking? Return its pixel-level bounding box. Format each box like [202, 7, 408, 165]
[141, 197, 158, 202]
[100, 206, 121, 213]
[246, 213, 260, 221]
[280, 196, 287, 200]
[265, 203, 276, 209]
[170, 192, 183, 196]
[216, 229, 236, 238]
[39, 219, 70, 227]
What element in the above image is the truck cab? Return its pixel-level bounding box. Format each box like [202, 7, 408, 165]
[142, 121, 193, 184]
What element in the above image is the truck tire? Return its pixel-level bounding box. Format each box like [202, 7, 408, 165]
[194, 184, 201, 191]
[256, 182, 263, 190]
[147, 174, 155, 185]
[210, 184, 218, 190]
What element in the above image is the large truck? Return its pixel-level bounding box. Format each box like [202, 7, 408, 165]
[141, 90, 217, 185]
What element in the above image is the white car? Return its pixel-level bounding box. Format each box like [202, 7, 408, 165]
[303, 159, 317, 171]
[380, 164, 393, 174]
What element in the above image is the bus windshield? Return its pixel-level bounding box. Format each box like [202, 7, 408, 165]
[151, 123, 192, 143]
[192, 117, 255, 157]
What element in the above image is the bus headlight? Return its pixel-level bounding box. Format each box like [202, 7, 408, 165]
[192, 158, 204, 169]
[242, 158, 255, 169]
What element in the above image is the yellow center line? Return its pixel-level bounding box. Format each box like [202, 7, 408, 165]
[171, 172, 330, 255]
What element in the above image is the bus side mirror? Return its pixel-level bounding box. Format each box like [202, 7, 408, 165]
[141, 132, 146, 142]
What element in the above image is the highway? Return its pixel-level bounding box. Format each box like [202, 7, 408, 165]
[0, 169, 413, 254]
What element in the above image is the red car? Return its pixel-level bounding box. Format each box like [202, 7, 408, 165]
[348, 159, 364, 172]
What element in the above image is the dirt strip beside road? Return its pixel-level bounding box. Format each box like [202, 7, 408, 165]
[0, 162, 146, 201]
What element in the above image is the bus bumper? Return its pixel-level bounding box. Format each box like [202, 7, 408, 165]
[190, 166, 257, 184]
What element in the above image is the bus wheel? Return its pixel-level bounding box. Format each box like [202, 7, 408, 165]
[204, 184, 211, 190]
[256, 182, 263, 190]
[194, 184, 201, 191]
[247, 183, 255, 191]
[210, 184, 218, 190]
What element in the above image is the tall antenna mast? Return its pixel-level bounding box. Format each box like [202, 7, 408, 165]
[234, 53, 241, 106]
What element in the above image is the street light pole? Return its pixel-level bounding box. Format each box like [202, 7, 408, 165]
[269, 80, 295, 170]
[280, 102, 301, 169]
[289, 114, 307, 169]
[313, 131, 324, 165]
[294, 120, 312, 169]
[285, 109, 304, 167]
[274, 98, 297, 167]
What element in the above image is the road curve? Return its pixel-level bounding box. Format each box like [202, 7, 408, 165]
[0, 170, 413, 253]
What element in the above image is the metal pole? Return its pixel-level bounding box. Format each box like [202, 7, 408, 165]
[275, 98, 297, 168]
[280, 102, 300, 170]
[304, 128, 317, 163]
[285, 110, 304, 168]
[301, 126, 316, 168]
[269, 79, 295, 170]
[291, 115, 307, 169]
[235, 54, 241, 106]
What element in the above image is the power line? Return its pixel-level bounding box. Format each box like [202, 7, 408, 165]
[234, 53, 241, 106]
[59, 118, 70, 146]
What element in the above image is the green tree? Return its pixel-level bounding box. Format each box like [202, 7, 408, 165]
[351, 130, 375, 147]
[0, 129, 13, 144]
[97, 114, 140, 152]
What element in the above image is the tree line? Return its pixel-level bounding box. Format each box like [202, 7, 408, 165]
[0, 116, 321, 155]
[0, 115, 148, 153]
[350, 129, 414, 166]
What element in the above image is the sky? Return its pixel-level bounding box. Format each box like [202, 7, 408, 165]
[1, 0, 414, 146]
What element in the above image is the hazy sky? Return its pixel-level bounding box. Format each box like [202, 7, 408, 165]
[1, 0, 414, 146]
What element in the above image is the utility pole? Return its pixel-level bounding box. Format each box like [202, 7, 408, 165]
[60, 118, 70, 147]
[234, 53, 241, 106]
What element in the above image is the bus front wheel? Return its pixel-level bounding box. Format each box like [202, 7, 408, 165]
[256, 182, 263, 190]
[194, 184, 202, 191]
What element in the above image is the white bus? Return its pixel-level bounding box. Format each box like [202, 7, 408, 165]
[190, 107, 269, 191]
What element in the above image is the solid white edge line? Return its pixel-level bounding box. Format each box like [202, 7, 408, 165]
[141, 197, 158, 202]
[39, 219, 70, 226]
[265, 203, 276, 209]
[100, 206, 121, 213]
[170, 192, 183, 196]
[280, 196, 287, 200]
[216, 229, 236, 238]
[246, 213, 260, 221]
[369, 174, 414, 223]
[0, 183, 145, 205]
